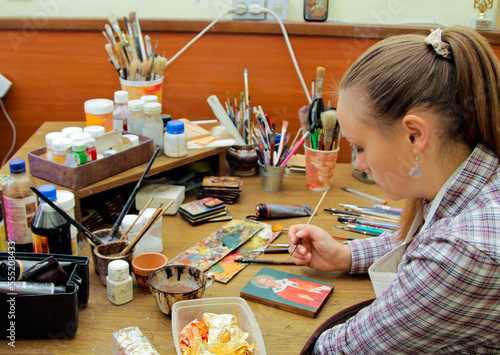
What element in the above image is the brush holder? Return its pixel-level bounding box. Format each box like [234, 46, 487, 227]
[120, 76, 163, 102]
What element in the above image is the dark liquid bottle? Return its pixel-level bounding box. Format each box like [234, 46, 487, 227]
[30, 185, 72, 255]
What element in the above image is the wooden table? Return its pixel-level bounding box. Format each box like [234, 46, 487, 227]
[0, 121, 227, 225]
[0, 158, 404, 353]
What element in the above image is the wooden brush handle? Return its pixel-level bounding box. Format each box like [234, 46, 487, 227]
[316, 67, 326, 99]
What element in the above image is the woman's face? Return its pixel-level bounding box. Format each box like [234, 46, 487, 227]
[337, 93, 415, 201]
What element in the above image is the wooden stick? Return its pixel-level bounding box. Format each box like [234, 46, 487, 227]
[119, 201, 173, 256]
[288, 190, 328, 260]
[118, 197, 155, 242]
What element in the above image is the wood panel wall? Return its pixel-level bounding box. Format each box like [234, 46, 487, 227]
[1, 19, 500, 167]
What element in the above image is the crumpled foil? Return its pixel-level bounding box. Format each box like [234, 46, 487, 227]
[180, 313, 254, 355]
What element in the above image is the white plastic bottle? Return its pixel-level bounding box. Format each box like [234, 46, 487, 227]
[119, 214, 146, 257]
[164, 120, 187, 158]
[143, 102, 164, 156]
[127, 99, 145, 135]
[113, 90, 129, 131]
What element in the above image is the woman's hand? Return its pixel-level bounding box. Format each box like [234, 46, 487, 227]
[288, 224, 352, 272]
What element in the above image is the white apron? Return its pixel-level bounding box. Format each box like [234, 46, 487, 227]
[368, 163, 464, 298]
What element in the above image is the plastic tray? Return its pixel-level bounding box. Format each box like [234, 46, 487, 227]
[171, 297, 266, 355]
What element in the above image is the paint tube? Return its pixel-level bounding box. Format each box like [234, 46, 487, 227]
[251, 203, 313, 220]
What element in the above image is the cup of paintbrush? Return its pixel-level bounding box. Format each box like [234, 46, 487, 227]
[320, 110, 337, 151]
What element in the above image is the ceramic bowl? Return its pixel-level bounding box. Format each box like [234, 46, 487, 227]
[131, 252, 168, 292]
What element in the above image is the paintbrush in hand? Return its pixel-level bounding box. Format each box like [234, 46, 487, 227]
[288, 190, 328, 260]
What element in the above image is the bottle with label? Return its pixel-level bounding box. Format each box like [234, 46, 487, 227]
[164, 120, 187, 158]
[2, 159, 37, 252]
[72, 140, 87, 166]
[127, 99, 145, 135]
[106, 259, 133, 305]
[113, 90, 129, 131]
[85, 137, 97, 163]
[51, 137, 73, 165]
[143, 102, 164, 156]
[84, 99, 114, 133]
[31, 184, 72, 255]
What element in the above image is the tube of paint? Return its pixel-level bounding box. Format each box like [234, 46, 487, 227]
[254, 203, 313, 219]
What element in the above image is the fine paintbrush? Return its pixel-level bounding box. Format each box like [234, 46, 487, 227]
[29, 186, 102, 246]
[234, 259, 297, 265]
[288, 190, 328, 260]
[108, 147, 160, 241]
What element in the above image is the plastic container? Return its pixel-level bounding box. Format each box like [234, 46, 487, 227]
[140, 208, 163, 253]
[164, 120, 187, 158]
[52, 137, 73, 165]
[2, 159, 37, 252]
[85, 137, 97, 162]
[69, 132, 91, 142]
[143, 102, 164, 156]
[119, 214, 146, 257]
[84, 98, 114, 132]
[83, 125, 105, 138]
[45, 132, 67, 161]
[123, 134, 139, 146]
[172, 297, 266, 355]
[31, 184, 72, 255]
[0, 202, 5, 252]
[113, 90, 129, 131]
[106, 259, 133, 305]
[56, 190, 78, 255]
[127, 99, 145, 135]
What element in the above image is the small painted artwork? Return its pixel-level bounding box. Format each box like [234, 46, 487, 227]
[209, 222, 280, 283]
[168, 219, 263, 272]
[304, 0, 328, 22]
[240, 267, 334, 318]
[202, 176, 242, 189]
[179, 197, 225, 217]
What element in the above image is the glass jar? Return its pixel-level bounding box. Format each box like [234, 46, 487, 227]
[226, 145, 259, 176]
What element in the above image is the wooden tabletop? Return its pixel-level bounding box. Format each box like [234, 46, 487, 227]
[0, 161, 404, 354]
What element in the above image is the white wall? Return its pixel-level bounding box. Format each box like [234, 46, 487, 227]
[0, 0, 497, 28]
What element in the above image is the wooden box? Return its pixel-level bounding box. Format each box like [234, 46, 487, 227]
[27, 133, 154, 190]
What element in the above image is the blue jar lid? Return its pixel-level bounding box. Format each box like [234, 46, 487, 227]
[9, 158, 26, 174]
[167, 120, 184, 134]
[39, 184, 57, 202]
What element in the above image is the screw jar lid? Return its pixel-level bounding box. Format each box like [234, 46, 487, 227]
[52, 137, 74, 151]
[9, 158, 26, 174]
[72, 140, 86, 152]
[83, 125, 105, 138]
[45, 132, 67, 145]
[114, 90, 129, 104]
[108, 259, 130, 282]
[144, 102, 161, 115]
[84, 99, 114, 115]
[128, 99, 145, 111]
[85, 137, 96, 148]
[69, 132, 91, 142]
[140, 95, 158, 103]
[167, 120, 185, 134]
[61, 126, 83, 135]
[39, 184, 57, 202]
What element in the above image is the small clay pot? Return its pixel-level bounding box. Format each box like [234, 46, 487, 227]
[94, 241, 133, 286]
[131, 252, 169, 292]
[226, 145, 259, 176]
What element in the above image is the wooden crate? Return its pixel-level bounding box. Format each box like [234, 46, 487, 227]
[28, 133, 154, 190]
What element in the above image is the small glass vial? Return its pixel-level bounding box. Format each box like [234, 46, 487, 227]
[84, 99, 114, 133]
[45, 132, 67, 161]
[140, 95, 158, 104]
[106, 260, 133, 305]
[127, 99, 145, 135]
[52, 137, 73, 165]
[164, 120, 187, 158]
[140, 208, 163, 253]
[143, 102, 164, 156]
[113, 90, 129, 131]
[83, 125, 105, 138]
[85, 137, 97, 162]
[72, 140, 87, 166]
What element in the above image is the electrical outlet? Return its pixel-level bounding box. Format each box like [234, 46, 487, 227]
[232, 0, 266, 20]
[0, 73, 12, 98]
[267, 0, 288, 20]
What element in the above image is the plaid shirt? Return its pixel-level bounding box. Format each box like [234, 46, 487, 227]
[314, 143, 500, 354]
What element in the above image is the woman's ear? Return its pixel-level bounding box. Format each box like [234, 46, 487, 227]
[402, 114, 430, 155]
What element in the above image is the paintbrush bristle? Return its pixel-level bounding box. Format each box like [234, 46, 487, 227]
[320, 110, 337, 130]
[298, 105, 309, 125]
[272, 223, 283, 232]
[316, 66, 326, 79]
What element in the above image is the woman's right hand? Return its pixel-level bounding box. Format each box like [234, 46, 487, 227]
[288, 224, 352, 272]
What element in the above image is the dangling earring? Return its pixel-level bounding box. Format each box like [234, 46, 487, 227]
[409, 155, 422, 179]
